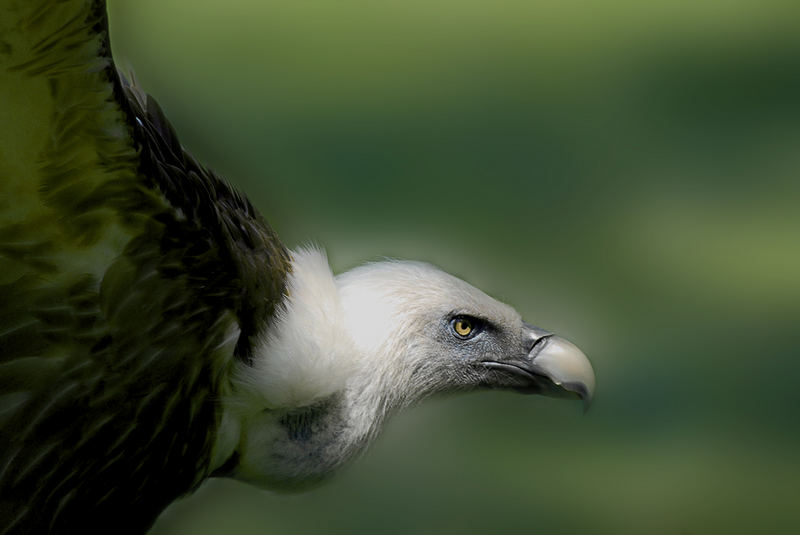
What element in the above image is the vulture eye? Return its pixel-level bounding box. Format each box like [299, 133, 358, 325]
[451, 316, 477, 339]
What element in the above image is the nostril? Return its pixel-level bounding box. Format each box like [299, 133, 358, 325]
[522, 323, 553, 353]
[526, 333, 552, 354]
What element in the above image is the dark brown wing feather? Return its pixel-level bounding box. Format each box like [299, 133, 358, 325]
[0, 1, 289, 533]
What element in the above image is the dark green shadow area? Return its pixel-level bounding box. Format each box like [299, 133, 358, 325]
[107, 1, 800, 533]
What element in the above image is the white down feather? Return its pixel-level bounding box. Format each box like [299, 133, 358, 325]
[245, 247, 357, 409]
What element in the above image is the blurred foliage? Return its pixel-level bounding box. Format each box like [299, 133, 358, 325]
[107, 0, 800, 533]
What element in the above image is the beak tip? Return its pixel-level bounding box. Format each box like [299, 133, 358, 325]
[562, 381, 594, 413]
[581, 392, 593, 414]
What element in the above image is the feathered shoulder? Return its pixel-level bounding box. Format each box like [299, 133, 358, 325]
[0, 1, 287, 532]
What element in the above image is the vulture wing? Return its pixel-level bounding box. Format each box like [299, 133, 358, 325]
[0, 1, 289, 532]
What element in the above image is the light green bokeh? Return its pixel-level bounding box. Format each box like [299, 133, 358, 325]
[107, 1, 800, 533]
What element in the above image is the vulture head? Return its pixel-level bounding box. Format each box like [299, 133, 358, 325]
[225, 249, 595, 491]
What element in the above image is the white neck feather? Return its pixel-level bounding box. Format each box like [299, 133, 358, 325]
[243, 246, 357, 410]
[242, 247, 444, 418]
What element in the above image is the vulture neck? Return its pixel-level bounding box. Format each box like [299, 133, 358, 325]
[222, 248, 423, 490]
[226, 329, 413, 492]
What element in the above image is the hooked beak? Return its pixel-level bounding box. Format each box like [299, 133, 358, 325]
[482, 326, 595, 411]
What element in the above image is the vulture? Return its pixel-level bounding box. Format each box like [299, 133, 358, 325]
[0, 1, 595, 533]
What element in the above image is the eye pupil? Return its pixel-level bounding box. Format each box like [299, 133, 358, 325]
[453, 318, 473, 337]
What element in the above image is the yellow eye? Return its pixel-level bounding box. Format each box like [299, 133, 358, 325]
[453, 318, 473, 337]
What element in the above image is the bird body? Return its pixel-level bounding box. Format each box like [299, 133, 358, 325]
[0, 1, 594, 533]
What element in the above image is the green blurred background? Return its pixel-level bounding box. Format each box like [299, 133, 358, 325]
[107, 1, 800, 533]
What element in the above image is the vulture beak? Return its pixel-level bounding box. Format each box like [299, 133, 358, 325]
[483, 324, 596, 411]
